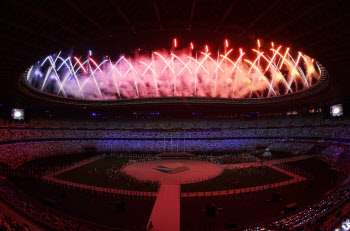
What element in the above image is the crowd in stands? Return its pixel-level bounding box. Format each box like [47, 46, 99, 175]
[0, 114, 349, 166]
[0, 139, 323, 166]
[244, 184, 350, 231]
[268, 142, 315, 154]
[0, 141, 98, 166]
[2, 114, 348, 129]
[0, 179, 102, 230]
[0, 206, 31, 231]
[201, 152, 259, 164]
[14, 152, 102, 177]
[335, 146, 350, 172]
[0, 123, 349, 141]
[330, 209, 350, 231]
[318, 145, 345, 166]
[1, 114, 349, 142]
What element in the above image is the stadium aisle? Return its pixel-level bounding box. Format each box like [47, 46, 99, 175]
[148, 184, 180, 231]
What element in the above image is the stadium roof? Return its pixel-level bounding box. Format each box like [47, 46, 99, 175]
[0, 0, 349, 112]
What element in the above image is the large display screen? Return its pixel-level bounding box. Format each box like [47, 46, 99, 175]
[330, 104, 343, 117]
[11, 108, 25, 120]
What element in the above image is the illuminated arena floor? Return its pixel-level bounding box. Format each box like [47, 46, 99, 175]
[123, 159, 223, 185]
[123, 159, 223, 231]
[9, 157, 341, 231]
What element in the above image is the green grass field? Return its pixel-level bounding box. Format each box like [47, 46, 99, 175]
[54, 156, 158, 192]
[181, 166, 294, 192]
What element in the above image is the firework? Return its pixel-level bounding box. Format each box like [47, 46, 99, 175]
[27, 39, 322, 100]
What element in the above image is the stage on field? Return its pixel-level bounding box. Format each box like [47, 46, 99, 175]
[123, 160, 223, 184]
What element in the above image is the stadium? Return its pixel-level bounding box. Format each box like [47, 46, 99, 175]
[0, 0, 349, 230]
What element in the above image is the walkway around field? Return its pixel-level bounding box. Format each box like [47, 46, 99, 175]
[267, 164, 306, 179]
[269, 154, 314, 164]
[181, 176, 306, 198]
[42, 176, 158, 197]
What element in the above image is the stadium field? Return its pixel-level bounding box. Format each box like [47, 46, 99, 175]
[54, 156, 159, 192]
[182, 166, 294, 192]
